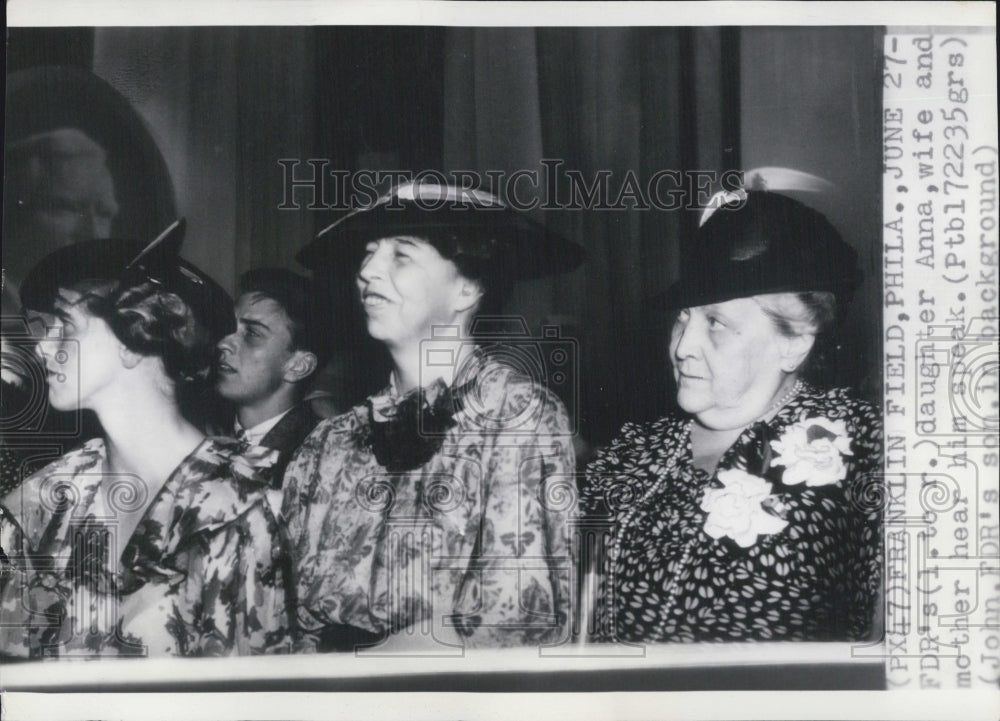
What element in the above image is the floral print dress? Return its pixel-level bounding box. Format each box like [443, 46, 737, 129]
[0, 437, 291, 657]
[583, 384, 882, 642]
[282, 357, 576, 650]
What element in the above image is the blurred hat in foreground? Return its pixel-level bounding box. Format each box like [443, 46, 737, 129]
[296, 181, 585, 278]
[5, 65, 176, 239]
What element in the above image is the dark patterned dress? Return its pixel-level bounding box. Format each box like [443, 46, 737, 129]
[0, 437, 291, 657]
[282, 357, 576, 650]
[583, 384, 882, 642]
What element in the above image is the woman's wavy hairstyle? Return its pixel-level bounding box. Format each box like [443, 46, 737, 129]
[754, 291, 839, 385]
[70, 277, 218, 387]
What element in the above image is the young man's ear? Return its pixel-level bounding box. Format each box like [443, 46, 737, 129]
[283, 350, 318, 383]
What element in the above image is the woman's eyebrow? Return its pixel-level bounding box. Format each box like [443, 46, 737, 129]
[54, 290, 76, 305]
[368, 237, 421, 250]
[704, 304, 738, 318]
[51, 293, 78, 318]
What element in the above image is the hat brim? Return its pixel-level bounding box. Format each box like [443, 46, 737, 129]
[20, 238, 147, 313]
[296, 204, 585, 279]
[663, 271, 862, 311]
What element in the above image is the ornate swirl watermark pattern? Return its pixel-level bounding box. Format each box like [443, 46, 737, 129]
[354, 474, 398, 514]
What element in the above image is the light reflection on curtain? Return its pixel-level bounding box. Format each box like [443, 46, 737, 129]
[94, 28, 317, 294]
[94, 29, 241, 292]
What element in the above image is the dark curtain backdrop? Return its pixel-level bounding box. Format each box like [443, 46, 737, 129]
[740, 27, 884, 407]
[88, 27, 316, 292]
[80, 26, 732, 447]
[9, 26, 881, 451]
[442, 27, 734, 446]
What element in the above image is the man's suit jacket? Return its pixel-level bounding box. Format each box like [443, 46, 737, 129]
[259, 404, 323, 489]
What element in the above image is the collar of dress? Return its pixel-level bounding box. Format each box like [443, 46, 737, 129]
[0, 436, 269, 561]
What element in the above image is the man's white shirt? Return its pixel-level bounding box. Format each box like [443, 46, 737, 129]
[233, 407, 293, 446]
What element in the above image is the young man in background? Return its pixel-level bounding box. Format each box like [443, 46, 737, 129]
[216, 268, 329, 489]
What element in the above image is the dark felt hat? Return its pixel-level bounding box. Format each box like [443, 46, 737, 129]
[19, 220, 235, 341]
[296, 181, 585, 278]
[664, 191, 862, 310]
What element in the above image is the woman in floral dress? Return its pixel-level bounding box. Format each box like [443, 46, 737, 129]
[584, 190, 882, 642]
[285, 181, 584, 650]
[0, 229, 290, 657]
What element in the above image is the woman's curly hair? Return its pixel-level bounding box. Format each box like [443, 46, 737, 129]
[109, 281, 216, 383]
[75, 278, 217, 386]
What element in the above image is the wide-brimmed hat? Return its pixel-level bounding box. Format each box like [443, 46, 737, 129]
[664, 191, 862, 310]
[296, 181, 585, 278]
[19, 220, 234, 342]
[5, 65, 176, 239]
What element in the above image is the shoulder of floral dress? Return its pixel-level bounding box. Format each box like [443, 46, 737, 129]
[170, 438, 265, 494]
[157, 440, 277, 539]
[296, 407, 367, 458]
[606, 414, 686, 455]
[582, 415, 686, 509]
[461, 360, 570, 429]
[281, 408, 369, 488]
[190, 437, 266, 479]
[310, 407, 365, 442]
[0, 438, 106, 545]
[21, 437, 106, 485]
[0, 438, 105, 508]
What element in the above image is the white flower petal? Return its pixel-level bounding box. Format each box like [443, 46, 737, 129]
[702, 520, 727, 540]
[773, 416, 853, 488]
[753, 510, 789, 535]
[731, 529, 759, 548]
[781, 466, 808, 485]
[835, 437, 854, 455]
[702, 469, 788, 548]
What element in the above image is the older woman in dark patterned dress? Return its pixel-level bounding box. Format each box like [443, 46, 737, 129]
[584, 190, 882, 642]
[285, 181, 584, 650]
[0, 227, 290, 657]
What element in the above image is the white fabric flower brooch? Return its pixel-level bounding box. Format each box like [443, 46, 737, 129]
[770, 417, 853, 487]
[701, 417, 853, 547]
[700, 469, 789, 548]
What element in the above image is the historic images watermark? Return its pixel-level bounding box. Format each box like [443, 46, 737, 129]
[1, 317, 82, 439]
[418, 319, 579, 437]
[276, 162, 747, 212]
[1, 471, 153, 657]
